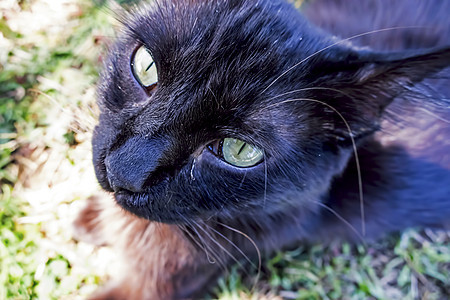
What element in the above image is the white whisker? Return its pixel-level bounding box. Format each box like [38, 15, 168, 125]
[265, 87, 355, 102]
[417, 107, 450, 124]
[263, 151, 268, 208]
[179, 224, 216, 263]
[177, 215, 217, 264]
[204, 223, 256, 269]
[262, 26, 429, 94]
[216, 221, 262, 293]
[264, 98, 366, 236]
[194, 221, 246, 272]
[309, 199, 365, 243]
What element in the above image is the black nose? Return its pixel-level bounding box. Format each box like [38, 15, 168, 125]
[105, 136, 164, 192]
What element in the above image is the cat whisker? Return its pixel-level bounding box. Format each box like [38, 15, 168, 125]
[177, 214, 217, 265]
[266, 87, 354, 103]
[262, 26, 429, 94]
[216, 221, 262, 293]
[238, 170, 248, 189]
[164, 191, 174, 207]
[194, 221, 247, 274]
[191, 221, 230, 271]
[203, 223, 256, 270]
[263, 98, 366, 236]
[417, 108, 450, 124]
[307, 199, 365, 244]
[263, 151, 268, 209]
[28, 88, 98, 133]
[178, 223, 215, 263]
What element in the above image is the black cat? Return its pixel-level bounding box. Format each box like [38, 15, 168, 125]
[77, 0, 450, 298]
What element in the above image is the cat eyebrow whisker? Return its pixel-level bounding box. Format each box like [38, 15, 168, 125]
[262, 26, 428, 94]
[29, 88, 97, 133]
[263, 98, 366, 236]
[207, 86, 221, 110]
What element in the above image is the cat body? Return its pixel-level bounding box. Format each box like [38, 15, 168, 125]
[77, 0, 450, 298]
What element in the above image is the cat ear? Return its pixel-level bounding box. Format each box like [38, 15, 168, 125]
[352, 46, 450, 107]
[316, 45, 450, 142]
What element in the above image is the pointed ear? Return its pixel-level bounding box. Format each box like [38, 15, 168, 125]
[314, 45, 450, 142]
[355, 45, 450, 108]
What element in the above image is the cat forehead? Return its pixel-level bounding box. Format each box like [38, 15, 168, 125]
[126, 0, 294, 46]
[120, 0, 324, 82]
[99, 0, 333, 121]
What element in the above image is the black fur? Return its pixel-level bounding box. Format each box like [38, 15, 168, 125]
[87, 0, 450, 297]
[94, 0, 449, 230]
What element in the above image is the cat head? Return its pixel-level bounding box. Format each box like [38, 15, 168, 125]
[93, 0, 450, 223]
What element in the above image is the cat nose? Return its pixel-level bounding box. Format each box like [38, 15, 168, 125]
[104, 136, 164, 192]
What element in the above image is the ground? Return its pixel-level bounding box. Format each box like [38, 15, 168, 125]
[0, 0, 449, 299]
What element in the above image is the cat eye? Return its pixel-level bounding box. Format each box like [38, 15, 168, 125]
[132, 45, 158, 88]
[208, 138, 264, 168]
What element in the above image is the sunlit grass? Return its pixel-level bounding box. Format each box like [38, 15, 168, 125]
[1, 0, 116, 298]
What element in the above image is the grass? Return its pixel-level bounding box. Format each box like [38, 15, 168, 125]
[0, 0, 449, 299]
[1, 1, 116, 298]
[216, 231, 450, 299]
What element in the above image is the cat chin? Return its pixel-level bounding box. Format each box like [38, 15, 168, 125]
[114, 190, 174, 223]
[113, 189, 207, 224]
[114, 185, 327, 226]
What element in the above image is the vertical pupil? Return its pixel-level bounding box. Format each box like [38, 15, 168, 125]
[237, 142, 247, 155]
[145, 61, 154, 72]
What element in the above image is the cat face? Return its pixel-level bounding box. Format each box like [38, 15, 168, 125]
[93, 0, 450, 223]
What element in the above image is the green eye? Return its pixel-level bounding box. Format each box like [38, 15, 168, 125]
[222, 138, 264, 167]
[132, 45, 158, 88]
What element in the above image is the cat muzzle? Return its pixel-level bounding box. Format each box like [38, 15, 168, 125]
[104, 136, 165, 193]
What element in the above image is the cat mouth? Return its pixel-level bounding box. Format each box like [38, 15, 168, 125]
[114, 189, 195, 224]
[115, 190, 148, 209]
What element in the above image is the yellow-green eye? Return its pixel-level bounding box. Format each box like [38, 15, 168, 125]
[222, 138, 263, 167]
[132, 45, 158, 87]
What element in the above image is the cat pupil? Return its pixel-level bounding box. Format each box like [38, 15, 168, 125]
[237, 143, 247, 155]
[145, 61, 154, 72]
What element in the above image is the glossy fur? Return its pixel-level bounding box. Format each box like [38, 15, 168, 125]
[78, 0, 450, 298]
